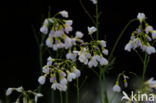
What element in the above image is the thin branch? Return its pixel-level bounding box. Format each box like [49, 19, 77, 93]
[79, 0, 96, 25]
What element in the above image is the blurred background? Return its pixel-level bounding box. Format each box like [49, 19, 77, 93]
[0, 0, 156, 102]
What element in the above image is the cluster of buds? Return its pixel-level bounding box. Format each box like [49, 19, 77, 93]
[40, 10, 83, 51]
[38, 56, 80, 91]
[125, 13, 156, 55]
[6, 86, 43, 103]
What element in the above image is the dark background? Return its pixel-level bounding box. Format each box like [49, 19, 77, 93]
[0, 0, 156, 99]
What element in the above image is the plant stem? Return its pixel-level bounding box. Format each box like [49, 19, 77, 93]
[79, 0, 96, 25]
[108, 18, 138, 61]
[66, 84, 68, 103]
[51, 90, 54, 103]
[60, 92, 63, 103]
[96, 0, 99, 40]
[39, 44, 43, 69]
[99, 66, 106, 103]
[142, 54, 150, 81]
[76, 78, 80, 103]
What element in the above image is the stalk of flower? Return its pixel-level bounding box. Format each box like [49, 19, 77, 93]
[5, 87, 43, 103]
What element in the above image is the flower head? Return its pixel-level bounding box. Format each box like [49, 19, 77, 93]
[16, 86, 23, 93]
[38, 76, 46, 85]
[112, 84, 121, 92]
[67, 72, 76, 82]
[137, 13, 145, 23]
[59, 10, 69, 18]
[90, 0, 97, 4]
[6, 88, 13, 96]
[88, 26, 97, 35]
[75, 31, 84, 38]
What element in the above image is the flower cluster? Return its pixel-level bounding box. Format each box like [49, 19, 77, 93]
[6, 86, 43, 103]
[38, 56, 80, 91]
[69, 40, 109, 68]
[40, 10, 83, 51]
[125, 13, 156, 55]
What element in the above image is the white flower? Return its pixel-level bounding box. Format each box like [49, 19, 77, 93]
[75, 31, 84, 38]
[145, 26, 153, 34]
[40, 26, 48, 34]
[38, 76, 46, 85]
[47, 56, 53, 65]
[88, 57, 98, 68]
[112, 84, 121, 92]
[88, 26, 97, 35]
[65, 26, 73, 34]
[47, 56, 53, 61]
[6, 88, 13, 96]
[46, 37, 53, 48]
[60, 78, 67, 85]
[100, 40, 106, 47]
[67, 72, 76, 82]
[52, 44, 58, 51]
[34, 93, 43, 103]
[99, 57, 108, 65]
[59, 10, 69, 18]
[66, 52, 76, 61]
[102, 49, 109, 55]
[123, 75, 129, 88]
[124, 42, 133, 52]
[42, 66, 50, 74]
[16, 86, 23, 92]
[73, 68, 81, 78]
[54, 30, 64, 37]
[65, 20, 73, 26]
[64, 37, 73, 49]
[152, 31, 156, 39]
[90, 0, 97, 4]
[145, 46, 156, 55]
[57, 84, 67, 91]
[78, 48, 91, 64]
[145, 77, 156, 88]
[50, 76, 56, 83]
[137, 13, 145, 23]
[64, 20, 73, 34]
[40, 19, 49, 34]
[73, 50, 79, 56]
[51, 82, 59, 90]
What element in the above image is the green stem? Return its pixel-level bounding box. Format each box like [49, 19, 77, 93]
[134, 50, 144, 63]
[51, 90, 54, 103]
[142, 53, 150, 81]
[39, 44, 43, 69]
[79, 0, 96, 25]
[76, 78, 80, 103]
[108, 19, 138, 61]
[66, 84, 68, 103]
[60, 92, 63, 103]
[99, 66, 106, 103]
[96, 0, 99, 40]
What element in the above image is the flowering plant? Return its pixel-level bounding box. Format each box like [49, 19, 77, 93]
[1, 0, 156, 103]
